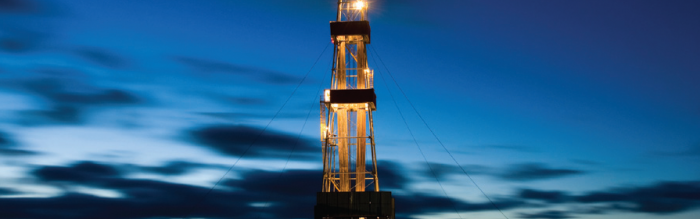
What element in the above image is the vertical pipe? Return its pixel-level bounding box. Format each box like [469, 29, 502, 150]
[369, 110, 379, 191]
[336, 39, 349, 192]
[355, 37, 368, 192]
[356, 110, 366, 192]
[336, 0, 342, 21]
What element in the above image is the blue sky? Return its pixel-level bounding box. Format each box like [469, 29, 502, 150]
[1, 0, 699, 218]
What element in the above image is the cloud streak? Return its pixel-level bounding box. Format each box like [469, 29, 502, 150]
[497, 163, 585, 181]
[518, 210, 574, 219]
[0, 131, 39, 156]
[132, 160, 227, 176]
[8, 74, 144, 126]
[187, 125, 318, 159]
[575, 181, 700, 214]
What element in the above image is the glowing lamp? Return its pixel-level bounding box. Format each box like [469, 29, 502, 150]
[354, 1, 366, 10]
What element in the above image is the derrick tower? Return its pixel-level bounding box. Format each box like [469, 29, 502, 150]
[315, 1, 394, 218]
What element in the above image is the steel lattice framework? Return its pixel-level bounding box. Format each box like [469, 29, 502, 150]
[321, 0, 378, 193]
[315, 2, 394, 218]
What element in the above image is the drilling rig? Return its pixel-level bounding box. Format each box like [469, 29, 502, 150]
[315, 1, 395, 218]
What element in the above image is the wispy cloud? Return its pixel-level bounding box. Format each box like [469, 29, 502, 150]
[0, 148, 40, 156]
[575, 181, 700, 214]
[0, 187, 18, 195]
[420, 162, 492, 181]
[186, 125, 317, 159]
[519, 181, 700, 215]
[518, 210, 574, 219]
[497, 163, 585, 181]
[0, 130, 40, 156]
[128, 160, 227, 176]
[518, 189, 569, 203]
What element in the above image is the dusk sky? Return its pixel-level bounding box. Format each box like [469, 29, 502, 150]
[1, 0, 699, 218]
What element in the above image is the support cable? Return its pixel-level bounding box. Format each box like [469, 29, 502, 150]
[183, 43, 331, 219]
[369, 50, 464, 219]
[369, 45, 510, 219]
[254, 54, 333, 219]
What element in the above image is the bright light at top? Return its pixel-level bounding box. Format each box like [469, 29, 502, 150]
[354, 1, 366, 10]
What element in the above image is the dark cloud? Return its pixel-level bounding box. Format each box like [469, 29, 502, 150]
[18, 105, 83, 125]
[423, 162, 460, 180]
[516, 181, 700, 215]
[376, 160, 409, 190]
[73, 47, 128, 68]
[24, 161, 255, 218]
[0, 188, 251, 219]
[0, 130, 14, 147]
[173, 56, 299, 84]
[497, 163, 585, 181]
[224, 169, 319, 197]
[22, 78, 139, 105]
[518, 210, 575, 219]
[0, 148, 40, 156]
[11, 76, 143, 125]
[575, 181, 700, 214]
[0, 130, 40, 156]
[0, 187, 18, 195]
[518, 189, 569, 203]
[0, 26, 48, 53]
[456, 198, 527, 213]
[187, 125, 318, 159]
[135, 160, 226, 176]
[421, 162, 492, 180]
[395, 194, 457, 216]
[34, 161, 121, 183]
[395, 194, 525, 217]
[22, 161, 307, 218]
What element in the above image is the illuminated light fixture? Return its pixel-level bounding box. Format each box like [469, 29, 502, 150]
[324, 89, 331, 102]
[354, 0, 366, 10]
[332, 103, 338, 108]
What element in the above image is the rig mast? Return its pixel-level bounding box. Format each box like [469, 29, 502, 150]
[315, 1, 395, 218]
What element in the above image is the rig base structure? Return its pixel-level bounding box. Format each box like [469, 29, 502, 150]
[314, 191, 395, 219]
